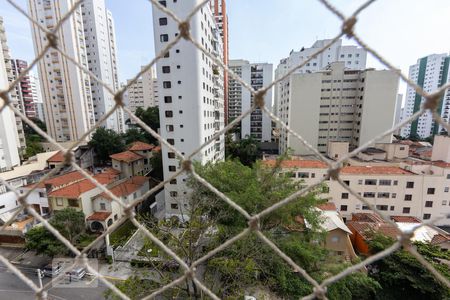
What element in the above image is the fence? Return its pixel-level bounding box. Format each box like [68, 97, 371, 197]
[1, 0, 450, 299]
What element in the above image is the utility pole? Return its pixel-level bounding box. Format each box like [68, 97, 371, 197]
[37, 269, 43, 289]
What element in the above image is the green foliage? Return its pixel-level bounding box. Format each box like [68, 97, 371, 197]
[225, 135, 260, 166]
[25, 208, 86, 256]
[122, 128, 148, 145]
[23, 117, 47, 159]
[89, 127, 125, 165]
[327, 272, 381, 300]
[109, 219, 137, 248]
[134, 107, 160, 144]
[104, 276, 160, 300]
[149, 149, 163, 181]
[367, 233, 450, 300]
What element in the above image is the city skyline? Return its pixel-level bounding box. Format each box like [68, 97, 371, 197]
[0, 0, 449, 98]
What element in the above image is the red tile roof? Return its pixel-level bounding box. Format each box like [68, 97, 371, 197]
[431, 233, 450, 245]
[110, 151, 143, 163]
[47, 151, 65, 163]
[87, 212, 111, 221]
[97, 176, 148, 200]
[341, 166, 414, 175]
[152, 146, 161, 152]
[351, 213, 385, 223]
[48, 174, 116, 198]
[348, 221, 400, 240]
[128, 141, 154, 151]
[263, 159, 328, 169]
[390, 216, 421, 223]
[317, 202, 337, 211]
[24, 170, 87, 189]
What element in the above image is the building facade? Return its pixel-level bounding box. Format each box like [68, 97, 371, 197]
[152, 0, 225, 218]
[278, 62, 399, 155]
[11, 59, 36, 119]
[229, 59, 273, 142]
[0, 17, 26, 153]
[400, 54, 450, 138]
[28, 0, 95, 142]
[29, 72, 45, 123]
[81, 0, 124, 133]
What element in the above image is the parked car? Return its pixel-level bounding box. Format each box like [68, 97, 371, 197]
[65, 267, 86, 281]
[42, 263, 63, 277]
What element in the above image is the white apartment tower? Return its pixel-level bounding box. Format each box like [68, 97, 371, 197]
[400, 54, 450, 138]
[0, 33, 20, 171]
[274, 39, 367, 119]
[28, 0, 95, 142]
[81, 0, 124, 133]
[229, 60, 273, 142]
[152, 0, 225, 218]
[279, 62, 399, 155]
[0, 17, 26, 153]
[124, 66, 159, 118]
[29, 72, 45, 123]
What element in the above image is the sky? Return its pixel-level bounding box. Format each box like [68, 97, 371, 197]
[0, 0, 449, 97]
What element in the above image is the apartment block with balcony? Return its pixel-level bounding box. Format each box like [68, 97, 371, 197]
[152, 0, 225, 219]
[228, 60, 273, 142]
[278, 62, 399, 155]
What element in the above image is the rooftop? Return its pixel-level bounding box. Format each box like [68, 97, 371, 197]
[128, 141, 155, 151]
[47, 151, 65, 163]
[97, 176, 148, 200]
[48, 174, 116, 198]
[110, 151, 143, 163]
[23, 170, 87, 189]
[390, 216, 421, 223]
[0, 151, 57, 181]
[87, 211, 111, 221]
[348, 221, 400, 240]
[263, 159, 328, 169]
[340, 166, 414, 175]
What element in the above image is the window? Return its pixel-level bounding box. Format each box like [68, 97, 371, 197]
[164, 51, 170, 58]
[297, 172, 309, 178]
[406, 181, 414, 188]
[393, 180, 398, 186]
[403, 207, 411, 214]
[425, 201, 433, 207]
[427, 188, 435, 195]
[379, 180, 391, 186]
[445, 187, 449, 193]
[343, 180, 350, 186]
[167, 139, 174, 145]
[170, 179, 177, 184]
[163, 81, 171, 88]
[341, 193, 349, 199]
[390, 206, 395, 211]
[160, 34, 169, 42]
[162, 66, 170, 73]
[39, 192, 46, 197]
[340, 205, 348, 211]
[404, 194, 412, 201]
[377, 192, 390, 198]
[159, 1, 166, 6]
[363, 192, 375, 198]
[365, 179, 377, 185]
[358, 180, 363, 185]
[376, 205, 388, 211]
[56, 198, 63, 206]
[168, 152, 175, 158]
[170, 203, 179, 209]
[362, 205, 370, 210]
[100, 203, 106, 210]
[159, 17, 168, 25]
[114, 214, 118, 221]
[443, 200, 448, 206]
[447, 174, 450, 179]
[165, 110, 173, 117]
[392, 193, 397, 198]
[331, 236, 340, 243]
[164, 96, 172, 103]
[170, 192, 178, 198]
[68, 199, 78, 207]
[423, 214, 431, 220]
[169, 165, 176, 172]
[166, 125, 174, 132]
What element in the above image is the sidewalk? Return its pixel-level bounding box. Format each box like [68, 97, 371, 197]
[98, 261, 161, 282]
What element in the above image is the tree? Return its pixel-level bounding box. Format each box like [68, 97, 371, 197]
[23, 117, 47, 159]
[225, 135, 260, 166]
[89, 127, 125, 165]
[367, 233, 450, 300]
[149, 150, 163, 181]
[135, 107, 160, 144]
[25, 208, 86, 257]
[122, 128, 148, 145]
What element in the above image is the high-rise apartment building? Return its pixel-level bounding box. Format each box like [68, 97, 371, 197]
[210, 0, 228, 124]
[278, 62, 399, 155]
[29, 0, 95, 142]
[81, 0, 124, 133]
[11, 59, 36, 119]
[274, 39, 367, 119]
[0, 32, 20, 172]
[124, 67, 159, 119]
[0, 17, 26, 153]
[152, 0, 225, 218]
[229, 59, 272, 142]
[400, 54, 450, 138]
[29, 72, 45, 123]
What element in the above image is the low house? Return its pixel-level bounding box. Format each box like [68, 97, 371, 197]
[110, 151, 145, 178]
[88, 176, 149, 232]
[47, 146, 94, 171]
[127, 141, 155, 174]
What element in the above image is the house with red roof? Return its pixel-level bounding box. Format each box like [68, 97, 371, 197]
[110, 141, 157, 177]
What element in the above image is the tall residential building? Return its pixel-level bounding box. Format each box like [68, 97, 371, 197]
[278, 62, 399, 155]
[29, 72, 45, 123]
[11, 59, 36, 119]
[124, 67, 159, 120]
[274, 39, 367, 119]
[210, 0, 229, 124]
[152, 0, 225, 219]
[0, 32, 20, 172]
[28, 0, 95, 142]
[81, 0, 124, 133]
[0, 17, 26, 153]
[229, 60, 273, 142]
[400, 54, 450, 138]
